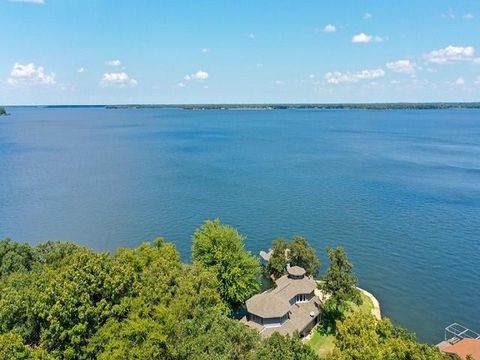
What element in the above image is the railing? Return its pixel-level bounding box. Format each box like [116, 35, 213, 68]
[444, 323, 480, 343]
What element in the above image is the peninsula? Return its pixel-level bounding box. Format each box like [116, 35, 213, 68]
[0, 219, 450, 359]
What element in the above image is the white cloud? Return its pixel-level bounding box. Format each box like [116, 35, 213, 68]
[9, 0, 44, 4]
[441, 9, 456, 19]
[77, 67, 85, 73]
[363, 12, 373, 19]
[323, 24, 336, 33]
[201, 48, 209, 53]
[454, 77, 465, 86]
[475, 76, 480, 85]
[424, 45, 476, 64]
[325, 68, 385, 84]
[7, 62, 56, 85]
[386, 59, 417, 75]
[105, 59, 121, 67]
[177, 82, 186, 88]
[248, 33, 256, 39]
[100, 72, 137, 87]
[463, 13, 474, 20]
[256, 63, 264, 68]
[352, 32, 383, 43]
[184, 70, 209, 81]
[274, 80, 285, 85]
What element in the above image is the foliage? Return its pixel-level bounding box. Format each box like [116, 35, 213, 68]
[289, 236, 321, 277]
[0, 238, 36, 276]
[0, 107, 6, 116]
[328, 312, 449, 360]
[266, 236, 320, 279]
[176, 313, 260, 360]
[192, 219, 261, 310]
[33, 241, 83, 267]
[255, 332, 320, 360]
[320, 247, 361, 316]
[266, 238, 288, 279]
[0, 239, 83, 277]
[0, 228, 445, 360]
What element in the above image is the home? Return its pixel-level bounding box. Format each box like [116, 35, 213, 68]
[241, 265, 321, 337]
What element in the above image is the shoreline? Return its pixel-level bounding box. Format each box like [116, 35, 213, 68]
[357, 287, 381, 320]
[314, 281, 381, 320]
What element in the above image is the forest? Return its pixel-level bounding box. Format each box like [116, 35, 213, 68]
[0, 219, 450, 359]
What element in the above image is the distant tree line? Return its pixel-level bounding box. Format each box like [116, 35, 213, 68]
[105, 102, 480, 111]
[0, 107, 7, 116]
[0, 220, 449, 359]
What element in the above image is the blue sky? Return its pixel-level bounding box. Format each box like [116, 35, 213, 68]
[1, 0, 479, 104]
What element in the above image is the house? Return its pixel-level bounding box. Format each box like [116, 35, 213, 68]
[440, 339, 480, 359]
[241, 265, 321, 337]
[437, 323, 480, 360]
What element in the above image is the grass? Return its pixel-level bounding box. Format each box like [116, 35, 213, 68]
[308, 292, 374, 358]
[308, 332, 335, 359]
[348, 292, 374, 315]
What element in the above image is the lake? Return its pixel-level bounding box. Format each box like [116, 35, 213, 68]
[0, 107, 479, 343]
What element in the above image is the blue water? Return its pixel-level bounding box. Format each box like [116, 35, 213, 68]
[0, 107, 479, 343]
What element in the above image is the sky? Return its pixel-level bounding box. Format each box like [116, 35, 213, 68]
[0, 0, 479, 105]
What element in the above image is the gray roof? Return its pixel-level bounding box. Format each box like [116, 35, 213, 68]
[260, 298, 321, 337]
[246, 292, 291, 318]
[242, 297, 321, 337]
[287, 266, 306, 277]
[245, 273, 317, 318]
[271, 274, 317, 301]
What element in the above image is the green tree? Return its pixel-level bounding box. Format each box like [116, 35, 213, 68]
[255, 332, 320, 360]
[289, 236, 320, 277]
[266, 238, 288, 279]
[0, 332, 52, 360]
[177, 313, 260, 360]
[192, 219, 261, 311]
[0, 238, 36, 277]
[87, 311, 169, 360]
[320, 247, 361, 316]
[328, 312, 449, 360]
[33, 241, 82, 267]
[266, 236, 320, 279]
[0, 107, 7, 116]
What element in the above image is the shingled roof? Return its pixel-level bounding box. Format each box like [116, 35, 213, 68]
[246, 292, 291, 318]
[245, 266, 317, 318]
[271, 274, 317, 301]
[287, 265, 306, 277]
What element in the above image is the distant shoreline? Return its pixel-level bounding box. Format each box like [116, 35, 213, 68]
[4, 102, 480, 110]
[107, 103, 480, 110]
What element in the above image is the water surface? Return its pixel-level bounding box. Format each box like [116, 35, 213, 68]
[0, 107, 479, 342]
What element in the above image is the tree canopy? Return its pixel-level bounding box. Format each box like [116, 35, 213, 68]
[328, 312, 448, 360]
[320, 246, 361, 314]
[0, 227, 447, 360]
[0, 230, 320, 359]
[192, 219, 261, 311]
[266, 236, 320, 278]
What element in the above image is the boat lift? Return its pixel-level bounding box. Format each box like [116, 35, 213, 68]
[444, 323, 480, 344]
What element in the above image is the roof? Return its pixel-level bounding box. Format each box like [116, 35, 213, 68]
[244, 297, 321, 337]
[443, 339, 480, 360]
[245, 273, 317, 318]
[272, 274, 317, 301]
[287, 266, 306, 277]
[246, 292, 291, 318]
